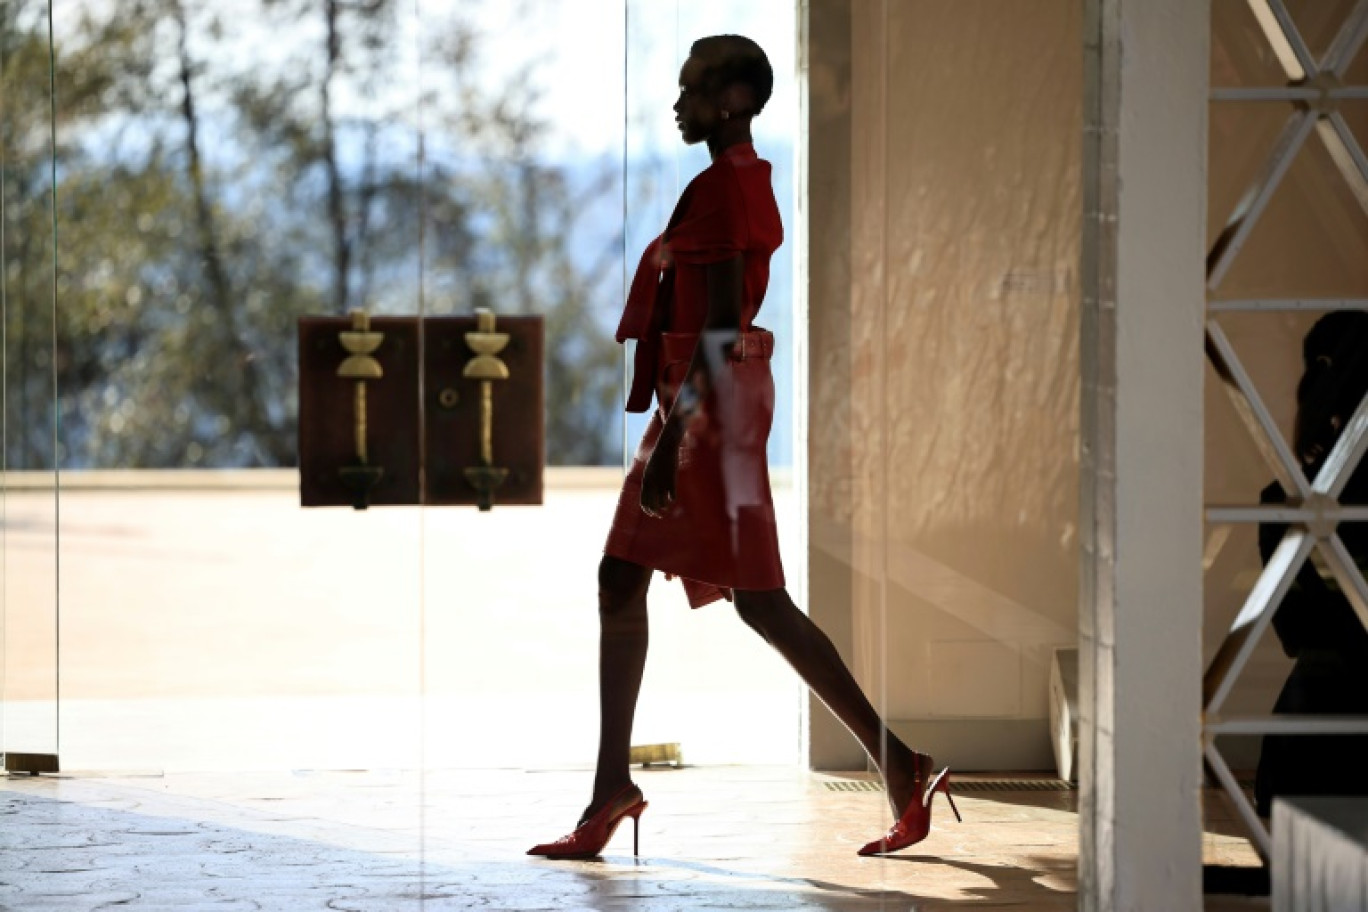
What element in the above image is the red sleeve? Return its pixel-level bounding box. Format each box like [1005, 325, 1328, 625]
[665, 164, 748, 265]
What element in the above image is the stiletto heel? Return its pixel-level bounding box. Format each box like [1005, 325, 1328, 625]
[939, 777, 962, 823]
[528, 783, 648, 859]
[922, 768, 963, 829]
[858, 767, 962, 856]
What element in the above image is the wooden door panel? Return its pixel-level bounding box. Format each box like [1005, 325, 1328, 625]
[424, 315, 544, 507]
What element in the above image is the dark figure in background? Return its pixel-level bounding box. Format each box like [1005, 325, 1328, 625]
[527, 35, 956, 861]
[1254, 310, 1368, 818]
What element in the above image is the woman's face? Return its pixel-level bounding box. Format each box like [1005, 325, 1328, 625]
[673, 56, 719, 145]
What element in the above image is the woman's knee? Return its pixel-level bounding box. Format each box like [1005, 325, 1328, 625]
[733, 589, 783, 637]
[598, 556, 650, 614]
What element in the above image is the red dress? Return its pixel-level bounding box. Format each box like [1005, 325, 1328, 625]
[604, 143, 785, 608]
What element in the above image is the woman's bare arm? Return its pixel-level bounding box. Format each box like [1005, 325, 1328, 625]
[702, 255, 745, 330]
[638, 255, 744, 516]
[670, 255, 743, 421]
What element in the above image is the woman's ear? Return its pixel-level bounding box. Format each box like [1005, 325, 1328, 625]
[717, 82, 755, 119]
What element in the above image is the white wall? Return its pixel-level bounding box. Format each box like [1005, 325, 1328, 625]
[806, 0, 1082, 770]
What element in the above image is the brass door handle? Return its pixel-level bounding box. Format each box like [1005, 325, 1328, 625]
[462, 308, 510, 510]
[336, 310, 385, 509]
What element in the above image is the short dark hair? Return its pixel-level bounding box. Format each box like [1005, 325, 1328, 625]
[690, 35, 774, 115]
[1294, 310, 1368, 467]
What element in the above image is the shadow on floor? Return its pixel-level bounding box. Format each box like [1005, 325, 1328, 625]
[3, 790, 1074, 911]
[864, 853, 1075, 909]
[564, 847, 1076, 910]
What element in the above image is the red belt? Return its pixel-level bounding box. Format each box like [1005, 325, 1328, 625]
[660, 328, 775, 365]
[728, 328, 774, 362]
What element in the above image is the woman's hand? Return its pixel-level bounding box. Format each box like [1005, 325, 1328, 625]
[639, 425, 682, 518]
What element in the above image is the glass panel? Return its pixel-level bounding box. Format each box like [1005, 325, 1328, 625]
[46, 0, 426, 803]
[2, 0, 60, 767]
[621, 0, 801, 766]
[835, 0, 1083, 875]
[414, 0, 627, 776]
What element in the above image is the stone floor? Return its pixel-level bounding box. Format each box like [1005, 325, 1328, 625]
[2, 478, 1272, 909]
[1, 765, 1265, 911]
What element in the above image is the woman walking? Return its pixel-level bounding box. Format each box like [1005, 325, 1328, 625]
[528, 34, 958, 860]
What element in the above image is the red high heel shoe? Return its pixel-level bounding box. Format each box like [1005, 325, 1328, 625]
[527, 783, 648, 859]
[857, 767, 961, 856]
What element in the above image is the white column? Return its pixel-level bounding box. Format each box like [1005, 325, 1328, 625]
[1079, 0, 1208, 909]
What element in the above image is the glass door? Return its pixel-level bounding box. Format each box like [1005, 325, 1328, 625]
[621, 0, 802, 766]
[413, 0, 629, 772]
[3, 0, 804, 856]
[1, 0, 60, 774]
[21, 0, 431, 785]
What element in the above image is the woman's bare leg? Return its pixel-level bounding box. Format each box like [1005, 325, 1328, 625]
[732, 587, 930, 818]
[585, 555, 654, 821]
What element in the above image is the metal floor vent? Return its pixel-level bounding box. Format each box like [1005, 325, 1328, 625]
[823, 778, 1077, 793]
[954, 778, 1077, 792]
[823, 780, 885, 793]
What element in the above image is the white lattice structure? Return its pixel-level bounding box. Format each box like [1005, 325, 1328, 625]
[1203, 0, 1368, 862]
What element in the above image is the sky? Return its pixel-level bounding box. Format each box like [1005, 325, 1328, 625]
[55, 0, 796, 163]
[456, 0, 797, 160]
